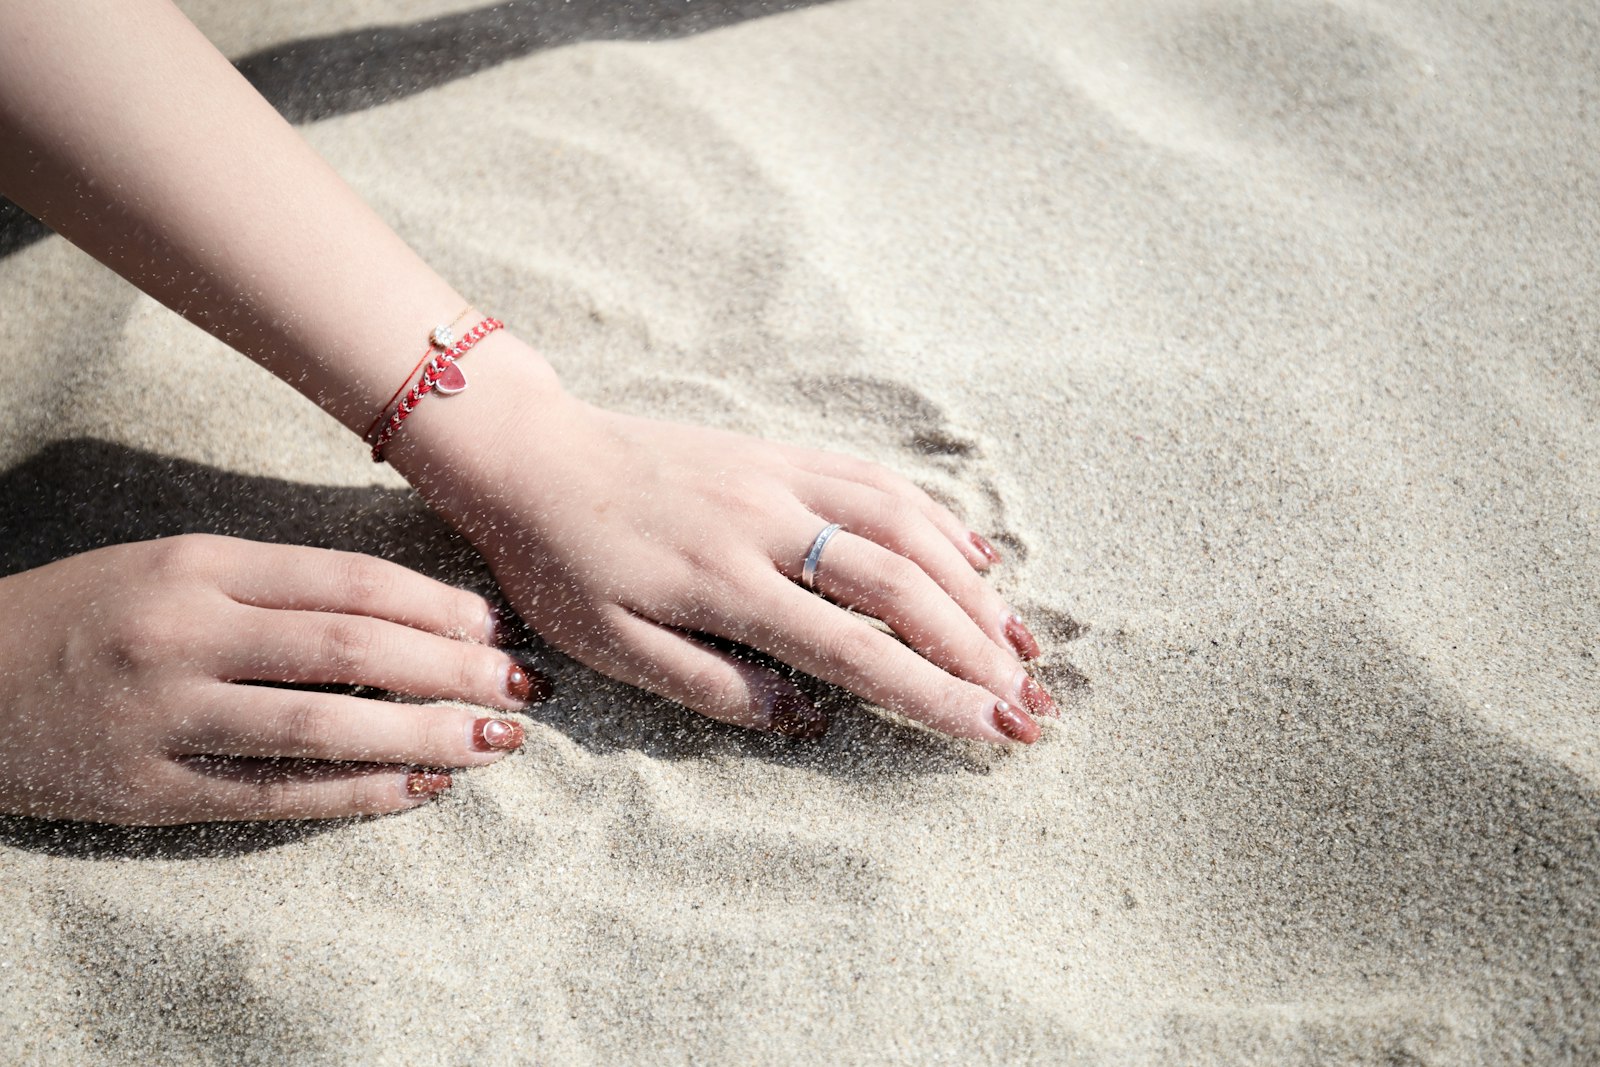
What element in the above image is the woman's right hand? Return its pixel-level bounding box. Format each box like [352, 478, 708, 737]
[0, 534, 548, 825]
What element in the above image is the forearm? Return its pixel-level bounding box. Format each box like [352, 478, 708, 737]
[0, 0, 556, 444]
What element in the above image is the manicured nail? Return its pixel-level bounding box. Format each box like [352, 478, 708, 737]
[993, 700, 1039, 744]
[1019, 675, 1058, 718]
[505, 657, 551, 704]
[473, 717, 525, 752]
[487, 605, 506, 646]
[768, 691, 829, 739]
[406, 770, 452, 798]
[1004, 613, 1041, 661]
[970, 532, 1002, 564]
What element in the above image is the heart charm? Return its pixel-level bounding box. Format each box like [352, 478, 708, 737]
[435, 360, 468, 395]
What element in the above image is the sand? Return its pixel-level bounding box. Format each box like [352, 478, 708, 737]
[1, 0, 1597, 1062]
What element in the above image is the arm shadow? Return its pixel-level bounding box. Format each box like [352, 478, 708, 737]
[0, 0, 839, 260]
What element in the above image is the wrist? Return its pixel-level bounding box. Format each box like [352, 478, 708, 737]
[382, 331, 575, 529]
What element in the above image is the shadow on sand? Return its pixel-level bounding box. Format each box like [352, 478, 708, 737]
[0, 436, 985, 858]
[0, 0, 836, 259]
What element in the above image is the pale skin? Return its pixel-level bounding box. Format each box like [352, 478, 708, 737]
[0, 1, 1056, 825]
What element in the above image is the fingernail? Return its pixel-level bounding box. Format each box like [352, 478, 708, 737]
[993, 700, 1039, 744]
[768, 690, 829, 739]
[505, 657, 551, 704]
[406, 770, 452, 798]
[1004, 613, 1041, 661]
[970, 532, 1002, 564]
[487, 605, 506, 646]
[473, 717, 525, 752]
[1019, 675, 1058, 718]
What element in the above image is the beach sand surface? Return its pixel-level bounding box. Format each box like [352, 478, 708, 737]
[1, 0, 1597, 1062]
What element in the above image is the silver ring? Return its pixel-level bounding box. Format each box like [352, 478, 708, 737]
[801, 523, 843, 590]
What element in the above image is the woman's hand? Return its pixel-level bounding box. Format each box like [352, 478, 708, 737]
[0, 535, 547, 825]
[396, 344, 1057, 744]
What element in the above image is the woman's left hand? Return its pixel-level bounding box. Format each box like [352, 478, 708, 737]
[395, 342, 1057, 744]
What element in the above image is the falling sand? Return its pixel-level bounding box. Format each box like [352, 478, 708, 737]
[0, 0, 1596, 1062]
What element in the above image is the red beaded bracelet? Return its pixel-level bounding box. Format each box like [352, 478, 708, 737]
[370, 316, 504, 463]
[362, 306, 473, 447]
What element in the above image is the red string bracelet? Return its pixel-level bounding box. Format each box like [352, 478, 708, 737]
[361, 306, 474, 446]
[370, 316, 504, 463]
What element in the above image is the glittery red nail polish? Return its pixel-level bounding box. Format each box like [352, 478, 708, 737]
[474, 718, 525, 752]
[993, 700, 1039, 744]
[1019, 676, 1058, 718]
[406, 771, 452, 798]
[970, 532, 1002, 564]
[1004, 614, 1041, 661]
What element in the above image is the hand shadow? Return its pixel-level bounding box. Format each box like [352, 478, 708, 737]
[0, 438, 990, 858]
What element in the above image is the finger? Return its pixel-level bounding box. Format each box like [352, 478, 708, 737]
[793, 477, 1028, 659]
[580, 608, 828, 738]
[170, 757, 454, 822]
[214, 542, 498, 645]
[710, 578, 1040, 745]
[778, 445, 1000, 569]
[171, 683, 527, 766]
[220, 607, 549, 711]
[794, 531, 1057, 720]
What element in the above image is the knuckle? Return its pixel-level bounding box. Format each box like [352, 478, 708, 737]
[261, 770, 301, 814]
[873, 553, 927, 599]
[149, 533, 229, 581]
[337, 553, 393, 607]
[819, 622, 882, 670]
[104, 613, 177, 672]
[104, 605, 224, 674]
[318, 617, 376, 675]
[868, 503, 926, 549]
[102, 620, 154, 672]
[280, 700, 336, 754]
[884, 501, 932, 543]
